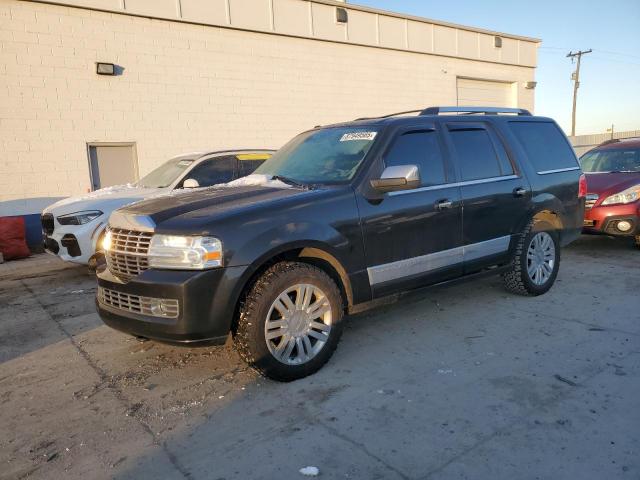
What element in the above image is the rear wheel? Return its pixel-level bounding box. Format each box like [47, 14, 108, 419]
[503, 221, 560, 296]
[233, 261, 344, 381]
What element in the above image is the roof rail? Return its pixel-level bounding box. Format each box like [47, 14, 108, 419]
[598, 136, 640, 146]
[420, 106, 532, 116]
[355, 109, 425, 121]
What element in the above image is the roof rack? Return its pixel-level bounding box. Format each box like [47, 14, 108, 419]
[354, 106, 532, 121]
[598, 136, 640, 146]
[355, 109, 425, 121]
[421, 106, 532, 116]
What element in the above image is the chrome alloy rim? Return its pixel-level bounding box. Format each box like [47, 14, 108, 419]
[264, 284, 332, 365]
[527, 232, 556, 286]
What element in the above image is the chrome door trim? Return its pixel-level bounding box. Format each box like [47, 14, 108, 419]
[388, 175, 519, 196]
[537, 166, 580, 175]
[367, 235, 511, 285]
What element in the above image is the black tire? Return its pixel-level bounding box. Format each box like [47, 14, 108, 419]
[233, 261, 344, 381]
[502, 221, 560, 296]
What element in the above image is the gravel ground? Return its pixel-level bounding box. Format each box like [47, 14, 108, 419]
[0, 235, 638, 480]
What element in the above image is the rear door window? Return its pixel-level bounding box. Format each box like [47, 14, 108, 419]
[510, 121, 578, 172]
[448, 125, 512, 181]
[384, 130, 447, 187]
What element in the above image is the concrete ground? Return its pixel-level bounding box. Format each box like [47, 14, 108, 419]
[1, 235, 639, 480]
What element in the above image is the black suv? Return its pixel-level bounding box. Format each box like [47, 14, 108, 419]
[97, 106, 585, 381]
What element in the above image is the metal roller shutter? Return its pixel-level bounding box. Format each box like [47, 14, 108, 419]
[457, 78, 515, 108]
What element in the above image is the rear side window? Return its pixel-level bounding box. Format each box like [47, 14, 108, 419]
[449, 128, 512, 181]
[384, 130, 447, 187]
[510, 122, 578, 172]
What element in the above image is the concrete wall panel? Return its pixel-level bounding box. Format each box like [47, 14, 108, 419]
[273, 0, 311, 37]
[310, 2, 345, 41]
[378, 15, 405, 50]
[457, 29, 477, 59]
[228, 0, 272, 31]
[181, 0, 228, 25]
[347, 9, 377, 45]
[478, 34, 501, 62]
[125, 0, 177, 19]
[433, 25, 456, 57]
[407, 20, 432, 53]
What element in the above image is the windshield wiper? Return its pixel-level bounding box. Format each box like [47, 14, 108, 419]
[271, 175, 311, 189]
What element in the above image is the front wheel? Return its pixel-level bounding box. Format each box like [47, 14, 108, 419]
[503, 223, 560, 296]
[233, 261, 344, 381]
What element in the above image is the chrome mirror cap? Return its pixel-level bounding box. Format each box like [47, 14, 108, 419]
[371, 165, 420, 192]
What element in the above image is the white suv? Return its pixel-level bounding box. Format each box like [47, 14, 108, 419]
[41, 149, 273, 266]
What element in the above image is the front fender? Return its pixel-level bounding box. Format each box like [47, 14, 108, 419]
[227, 221, 354, 269]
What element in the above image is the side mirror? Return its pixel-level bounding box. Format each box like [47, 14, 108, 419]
[183, 178, 200, 189]
[370, 165, 420, 192]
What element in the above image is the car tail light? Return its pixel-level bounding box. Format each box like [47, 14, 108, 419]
[578, 174, 587, 198]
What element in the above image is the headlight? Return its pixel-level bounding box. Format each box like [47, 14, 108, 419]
[57, 210, 103, 225]
[601, 184, 640, 206]
[148, 235, 223, 270]
[102, 229, 112, 251]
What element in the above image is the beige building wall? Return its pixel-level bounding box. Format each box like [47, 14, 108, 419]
[0, 0, 538, 213]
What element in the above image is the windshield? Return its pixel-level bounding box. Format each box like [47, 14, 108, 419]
[254, 127, 380, 184]
[137, 157, 195, 188]
[580, 147, 640, 173]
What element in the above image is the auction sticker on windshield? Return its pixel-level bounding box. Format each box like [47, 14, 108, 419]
[340, 132, 377, 142]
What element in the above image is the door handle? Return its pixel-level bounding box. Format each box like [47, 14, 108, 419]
[513, 187, 528, 197]
[436, 199, 453, 210]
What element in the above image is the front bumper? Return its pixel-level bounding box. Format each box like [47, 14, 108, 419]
[96, 264, 249, 344]
[41, 215, 106, 264]
[583, 202, 640, 237]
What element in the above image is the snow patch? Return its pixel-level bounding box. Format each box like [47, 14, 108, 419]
[299, 466, 319, 476]
[225, 174, 291, 189]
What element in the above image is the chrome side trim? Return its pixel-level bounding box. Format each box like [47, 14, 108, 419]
[537, 166, 581, 175]
[388, 175, 519, 196]
[108, 210, 156, 232]
[367, 235, 512, 285]
[463, 235, 511, 262]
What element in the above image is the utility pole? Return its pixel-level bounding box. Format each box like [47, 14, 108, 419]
[567, 49, 592, 136]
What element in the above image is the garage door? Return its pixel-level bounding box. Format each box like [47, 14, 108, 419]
[457, 78, 515, 108]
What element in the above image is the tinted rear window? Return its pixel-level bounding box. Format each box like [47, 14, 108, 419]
[510, 122, 577, 172]
[449, 129, 503, 181]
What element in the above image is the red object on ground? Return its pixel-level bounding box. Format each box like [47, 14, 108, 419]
[0, 217, 31, 260]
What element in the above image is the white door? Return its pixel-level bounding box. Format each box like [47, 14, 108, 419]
[457, 78, 515, 108]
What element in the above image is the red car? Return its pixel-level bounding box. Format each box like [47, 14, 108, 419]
[580, 137, 640, 248]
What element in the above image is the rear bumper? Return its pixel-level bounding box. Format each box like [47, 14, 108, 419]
[96, 264, 249, 345]
[583, 202, 640, 237]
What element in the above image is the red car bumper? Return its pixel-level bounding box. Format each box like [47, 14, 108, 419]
[583, 201, 640, 237]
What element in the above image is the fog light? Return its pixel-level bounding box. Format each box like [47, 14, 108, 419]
[617, 220, 632, 232]
[149, 299, 168, 317]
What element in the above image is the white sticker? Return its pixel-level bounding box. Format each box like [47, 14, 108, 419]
[340, 132, 377, 142]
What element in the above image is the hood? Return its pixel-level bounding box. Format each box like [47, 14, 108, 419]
[44, 184, 166, 215]
[116, 175, 315, 231]
[584, 172, 640, 196]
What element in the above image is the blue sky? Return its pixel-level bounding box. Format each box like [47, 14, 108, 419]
[354, 0, 640, 135]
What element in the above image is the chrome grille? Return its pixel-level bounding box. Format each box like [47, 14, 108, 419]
[98, 287, 179, 319]
[585, 194, 599, 209]
[105, 228, 153, 280]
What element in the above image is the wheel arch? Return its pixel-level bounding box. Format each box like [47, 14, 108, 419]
[229, 243, 354, 333]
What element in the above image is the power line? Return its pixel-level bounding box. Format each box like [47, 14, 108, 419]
[567, 49, 592, 136]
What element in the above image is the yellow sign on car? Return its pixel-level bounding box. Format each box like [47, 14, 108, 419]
[236, 153, 272, 161]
